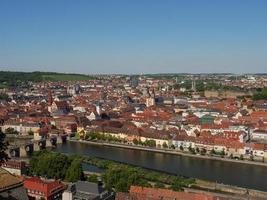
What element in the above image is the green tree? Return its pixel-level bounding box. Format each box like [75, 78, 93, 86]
[87, 174, 98, 183]
[0, 130, 9, 164]
[220, 149, 225, 157]
[28, 130, 34, 136]
[65, 158, 84, 182]
[162, 142, 168, 148]
[84, 156, 195, 190]
[200, 148, 206, 155]
[29, 151, 72, 179]
[170, 179, 183, 191]
[190, 148, 196, 154]
[0, 93, 9, 101]
[253, 89, 267, 100]
[210, 149, 215, 155]
[133, 138, 139, 145]
[145, 140, 156, 147]
[196, 81, 205, 92]
[188, 146, 192, 152]
[103, 165, 149, 192]
[5, 127, 19, 135]
[154, 182, 165, 188]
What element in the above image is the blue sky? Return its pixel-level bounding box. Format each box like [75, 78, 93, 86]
[0, 0, 267, 74]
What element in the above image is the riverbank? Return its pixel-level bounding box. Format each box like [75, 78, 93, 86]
[54, 139, 267, 191]
[69, 139, 267, 167]
[192, 179, 267, 199]
[56, 142, 267, 199]
[83, 155, 267, 199]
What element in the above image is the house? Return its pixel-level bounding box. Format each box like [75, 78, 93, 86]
[0, 168, 29, 200]
[1, 160, 27, 176]
[1, 121, 40, 135]
[24, 177, 65, 200]
[245, 143, 267, 158]
[67, 84, 81, 96]
[251, 129, 267, 140]
[62, 181, 113, 200]
[226, 141, 245, 157]
[146, 97, 155, 107]
[87, 111, 100, 121]
[172, 134, 196, 150]
[139, 130, 171, 148]
[252, 143, 266, 157]
[48, 101, 70, 115]
[52, 115, 78, 129]
[73, 106, 87, 113]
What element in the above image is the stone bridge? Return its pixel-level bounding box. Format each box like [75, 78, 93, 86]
[7, 134, 68, 158]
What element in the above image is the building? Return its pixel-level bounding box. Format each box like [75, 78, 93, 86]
[67, 84, 81, 96]
[1, 160, 27, 176]
[62, 181, 113, 200]
[146, 97, 155, 107]
[24, 177, 65, 200]
[200, 114, 214, 125]
[116, 186, 216, 200]
[130, 76, 139, 88]
[48, 101, 70, 115]
[0, 167, 29, 200]
[251, 129, 267, 141]
[1, 121, 40, 135]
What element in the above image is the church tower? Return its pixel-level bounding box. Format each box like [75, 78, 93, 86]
[48, 91, 53, 106]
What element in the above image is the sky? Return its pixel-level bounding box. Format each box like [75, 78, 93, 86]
[0, 0, 267, 74]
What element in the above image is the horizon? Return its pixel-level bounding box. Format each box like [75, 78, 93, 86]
[0, 70, 267, 76]
[1, 0, 267, 74]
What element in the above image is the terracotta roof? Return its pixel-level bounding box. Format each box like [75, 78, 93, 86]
[0, 168, 23, 192]
[246, 143, 267, 151]
[251, 111, 267, 118]
[24, 177, 65, 198]
[128, 186, 214, 200]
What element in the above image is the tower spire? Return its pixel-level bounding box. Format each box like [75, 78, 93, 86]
[48, 90, 53, 106]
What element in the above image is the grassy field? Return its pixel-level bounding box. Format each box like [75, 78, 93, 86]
[42, 74, 93, 81]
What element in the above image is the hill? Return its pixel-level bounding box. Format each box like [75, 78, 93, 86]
[0, 71, 93, 88]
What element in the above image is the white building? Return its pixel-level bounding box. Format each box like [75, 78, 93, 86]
[251, 129, 267, 140]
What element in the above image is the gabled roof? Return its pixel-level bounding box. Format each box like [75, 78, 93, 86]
[0, 168, 23, 192]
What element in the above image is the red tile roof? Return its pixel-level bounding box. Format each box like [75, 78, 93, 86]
[129, 186, 214, 200]
[24, 177, 65, 198]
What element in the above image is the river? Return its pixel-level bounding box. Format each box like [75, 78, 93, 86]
[53, 141, 267, 191]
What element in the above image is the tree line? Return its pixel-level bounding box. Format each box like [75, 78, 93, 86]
[29, 151, 84, 182]
[85, 157, 195, 192]
[28, 151, 195, 192]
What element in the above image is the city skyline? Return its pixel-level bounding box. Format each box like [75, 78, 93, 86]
[1, 1, 267, 199]
[1, 0, 267, 74]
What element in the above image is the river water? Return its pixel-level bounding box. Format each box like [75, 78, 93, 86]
[53, 141, 267, 191]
